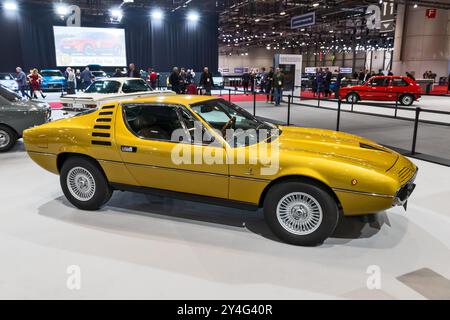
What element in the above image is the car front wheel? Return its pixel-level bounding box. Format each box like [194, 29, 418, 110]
[0, 125, 17, 152]
[60, 156, 112, 210]
[264, 181, 340, 246]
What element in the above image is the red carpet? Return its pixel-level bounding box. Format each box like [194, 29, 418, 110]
[49, 102, 62, 110]
[213, 93, 268, 102]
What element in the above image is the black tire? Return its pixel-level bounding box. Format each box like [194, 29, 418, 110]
[346, 92, 359, 104]
[0, 125, 18, 152]
[399, 94, 414, 106]
[263, 181, 339, 246]
[60, 156, 112, 211]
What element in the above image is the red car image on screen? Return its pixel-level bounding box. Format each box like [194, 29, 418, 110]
[339, 76, 421, 106]
[59, 33, 123, 56]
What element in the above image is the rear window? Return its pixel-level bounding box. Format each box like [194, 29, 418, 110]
[122, 80, 152, 93]
[85, 80, 121, 94]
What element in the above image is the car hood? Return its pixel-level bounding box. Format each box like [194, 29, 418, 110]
[277, 126, 399, 171]
[43, 76, 65, 81]
[12, 99, 50, 111]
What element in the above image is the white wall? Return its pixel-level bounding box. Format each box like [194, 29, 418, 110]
[219, 48, 294, 73]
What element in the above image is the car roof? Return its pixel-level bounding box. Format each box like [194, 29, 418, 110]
[120, 94, 219, 106]
[95, 77, 144, 82]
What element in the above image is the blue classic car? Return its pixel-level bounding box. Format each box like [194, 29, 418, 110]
[40, 69, 67, 91]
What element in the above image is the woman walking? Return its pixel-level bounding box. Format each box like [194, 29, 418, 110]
[28, 69, 46, 99]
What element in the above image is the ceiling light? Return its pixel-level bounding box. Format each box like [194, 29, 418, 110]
[151, 9, 164, 19]
[255, 18, 260, 22]
[4, 1, 18, 10]
[280, 11, 286, 16]
[312, 3, 319, 7]
[187, 11, 199, 22]
[110, 8, 123, 21]
[413, 4, 418, 8]
[56, 4, 68, 15]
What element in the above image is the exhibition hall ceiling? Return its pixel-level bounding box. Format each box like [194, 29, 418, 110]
[17, 0, 450, 55]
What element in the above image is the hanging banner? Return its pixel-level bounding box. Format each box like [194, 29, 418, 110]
[291, 12, 315, 29]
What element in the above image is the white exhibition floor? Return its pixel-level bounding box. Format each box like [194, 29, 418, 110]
[0, 142, 450, 299]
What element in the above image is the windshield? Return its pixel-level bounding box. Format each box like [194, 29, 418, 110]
[0, 85, 21, 102]
[92, 71, 106, 77]
[190, 99, 276, 146]
[41, 71, 63, 77]
[122, 80, 152, 93]
[0, 74, 12, 80]
[85, 80, 121, 94]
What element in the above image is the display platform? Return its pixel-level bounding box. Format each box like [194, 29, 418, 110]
[0, 141, 449, 299]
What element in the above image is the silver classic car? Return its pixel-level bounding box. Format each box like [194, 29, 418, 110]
[0, 85, 51, 152]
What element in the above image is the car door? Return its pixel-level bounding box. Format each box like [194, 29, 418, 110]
[365, 77, 389, 100]
[114, 103, 229, 199]
[387, 78, 410, 100]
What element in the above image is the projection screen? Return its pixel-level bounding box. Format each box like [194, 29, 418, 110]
[53, 26, 127, 67]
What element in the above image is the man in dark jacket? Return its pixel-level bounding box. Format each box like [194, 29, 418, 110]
[169, 67, 181, 93]
[324, 68, 332, 97]
[199, 67, 214, 95]
[273, 68, 284, 106]
[128, 63, 140, 78]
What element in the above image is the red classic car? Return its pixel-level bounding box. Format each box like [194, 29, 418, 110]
[59, 33, 122, 56]
[339, 76, 421, 106]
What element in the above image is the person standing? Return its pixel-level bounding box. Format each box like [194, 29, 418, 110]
[388, 70, 394, 76]
[316, 68, 324, 97]
[15, 67, 31, 99]
[75, 69, 82, 92]
[148, 67, 158, 89]
[66, 67, 76, 95]
[169, 67, 181, 93]
[242, 71, 251, 95]
[324, 68, 332, 97]
[113, 68, 123, 78]
[128, 63, 140, 78]
[199, 67, 214, 95]
[179, 68, 187, 94]
[28, 69, 46, 99]
[266, 67, 274, 103]
[335, 73, 343, 99]
[358, 69, 365, 84]
[273, 68, 284, 106]
[80, 67, 94, 90]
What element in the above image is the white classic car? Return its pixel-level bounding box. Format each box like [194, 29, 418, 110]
[60, 77, 175, 110]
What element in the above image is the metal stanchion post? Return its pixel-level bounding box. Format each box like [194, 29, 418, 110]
[229, 89, 231, 102]
[317, 92, 321, 108]
[411, 107, 421, 155]
[287, 95, 292, 126]
[336, 99, 341, 131]
[253, 91, 256, 116]
[394, 93, 399, 117]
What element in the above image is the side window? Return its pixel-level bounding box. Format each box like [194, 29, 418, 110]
[369, 78, 388, 87]
[123, 105, 184, 142]
[392, 78, 409, 87]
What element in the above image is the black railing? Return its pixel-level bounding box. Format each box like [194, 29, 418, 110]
[217, 87, 450, 167]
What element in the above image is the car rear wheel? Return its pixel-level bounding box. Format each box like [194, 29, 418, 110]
[399, 94, 414, 106]
[346, 92, 359, 104]
[264, 181, 339, 246]
[60, 156, 112, 210]
[0, 125, 17, 152]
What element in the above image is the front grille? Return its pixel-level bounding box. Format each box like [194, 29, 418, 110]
[398, 167, 415, 185]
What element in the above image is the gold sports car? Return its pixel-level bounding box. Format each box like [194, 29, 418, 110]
[23, 95, 417, 246]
